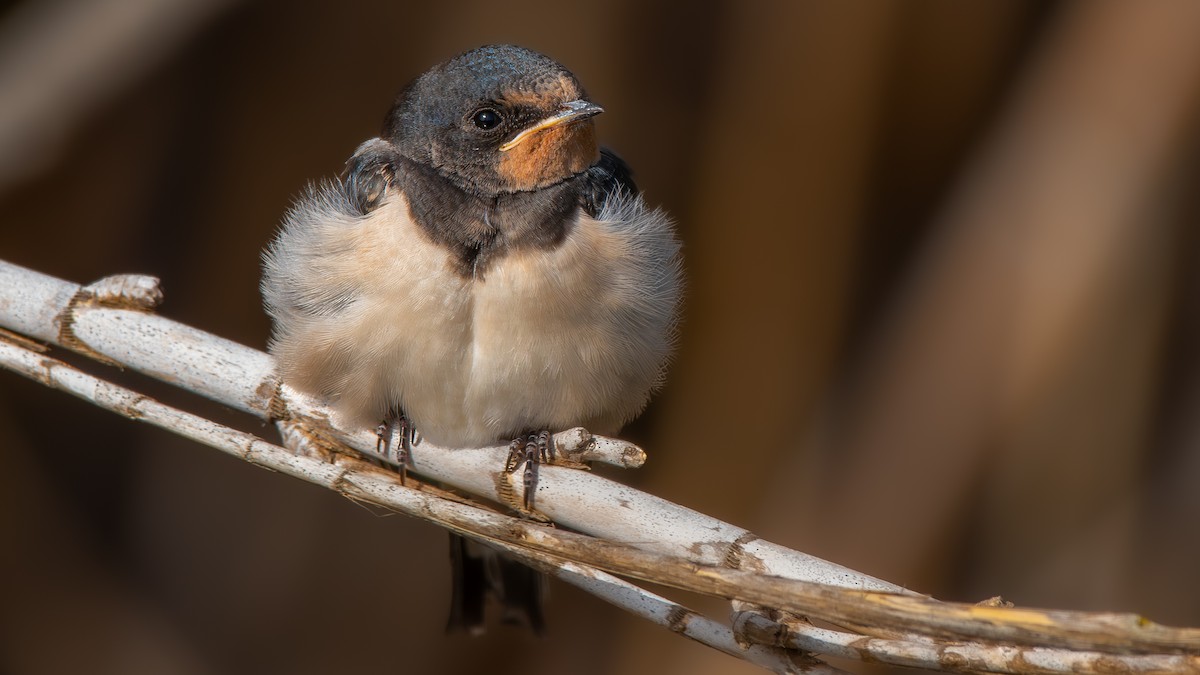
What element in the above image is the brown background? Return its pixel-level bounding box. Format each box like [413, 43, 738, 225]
[2, 1, 1200, 673]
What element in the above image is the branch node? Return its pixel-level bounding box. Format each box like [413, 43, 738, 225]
[56, 274, 162, 366]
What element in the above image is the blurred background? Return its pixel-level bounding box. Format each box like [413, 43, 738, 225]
[2, 1, 1200, 673]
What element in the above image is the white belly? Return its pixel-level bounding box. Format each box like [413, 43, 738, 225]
[267, 192, 678, 448]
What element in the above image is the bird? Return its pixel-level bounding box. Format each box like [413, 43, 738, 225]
[261, 44, 683, 634]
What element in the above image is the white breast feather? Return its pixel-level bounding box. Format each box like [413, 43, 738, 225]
[263, 182, 682, 448]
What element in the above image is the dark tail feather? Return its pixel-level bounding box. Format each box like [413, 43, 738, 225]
[446, 534, 545, 635]
[496, 552, 545, 634]
[446, 534, 489, 635]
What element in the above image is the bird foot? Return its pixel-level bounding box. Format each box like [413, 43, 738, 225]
[375, 410, 418, 483]
[504, 430, 556, 512]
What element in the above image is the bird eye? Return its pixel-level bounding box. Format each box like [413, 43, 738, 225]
[472, 108, 502, 130]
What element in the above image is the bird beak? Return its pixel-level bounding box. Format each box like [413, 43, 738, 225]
[499, 100, 604, 152]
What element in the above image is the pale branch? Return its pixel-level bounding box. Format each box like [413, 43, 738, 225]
[1, 258, 1198, 674]
[2, 340, 1195, 675]
[0, 337, 829, 675]
[0, 259, 903, 594]
[453, 530, 842, 674]
[732, 609, 1199, 675]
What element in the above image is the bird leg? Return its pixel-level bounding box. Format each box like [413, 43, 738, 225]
[504, 430, 555, 510]
[375, 409, 417, 483]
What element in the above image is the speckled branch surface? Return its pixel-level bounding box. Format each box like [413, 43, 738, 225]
[1, 259, 1197, 675]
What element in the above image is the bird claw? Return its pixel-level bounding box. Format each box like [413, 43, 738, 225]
[505, 430, 555, 511]
[375, 410, 417, 482]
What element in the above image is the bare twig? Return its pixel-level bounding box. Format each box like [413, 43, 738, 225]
[733, 610, 1199, 674]
[0, 337, 830, 674]
[1, 258, 1198, 674]
[0, 259, 903, 594]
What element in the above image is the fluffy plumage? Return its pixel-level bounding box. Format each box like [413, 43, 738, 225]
[260, 44, 683, 633]
[263, 156, 680, 446]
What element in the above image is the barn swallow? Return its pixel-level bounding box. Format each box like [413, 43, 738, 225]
[261, 44, 683, 634]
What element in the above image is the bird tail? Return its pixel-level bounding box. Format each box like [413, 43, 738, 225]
[446, 534, 545, 635]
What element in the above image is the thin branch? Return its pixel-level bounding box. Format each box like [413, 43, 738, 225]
[732, 610, 1199, 675]
[0, 259, 903, 594]
[0, 337, 829, 674]
[2, 258, 1198, 674]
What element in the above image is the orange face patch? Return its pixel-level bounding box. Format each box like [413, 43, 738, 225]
[497, 121, 599, 192]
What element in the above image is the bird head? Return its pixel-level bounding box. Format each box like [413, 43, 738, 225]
[384, 45, 604, 196]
